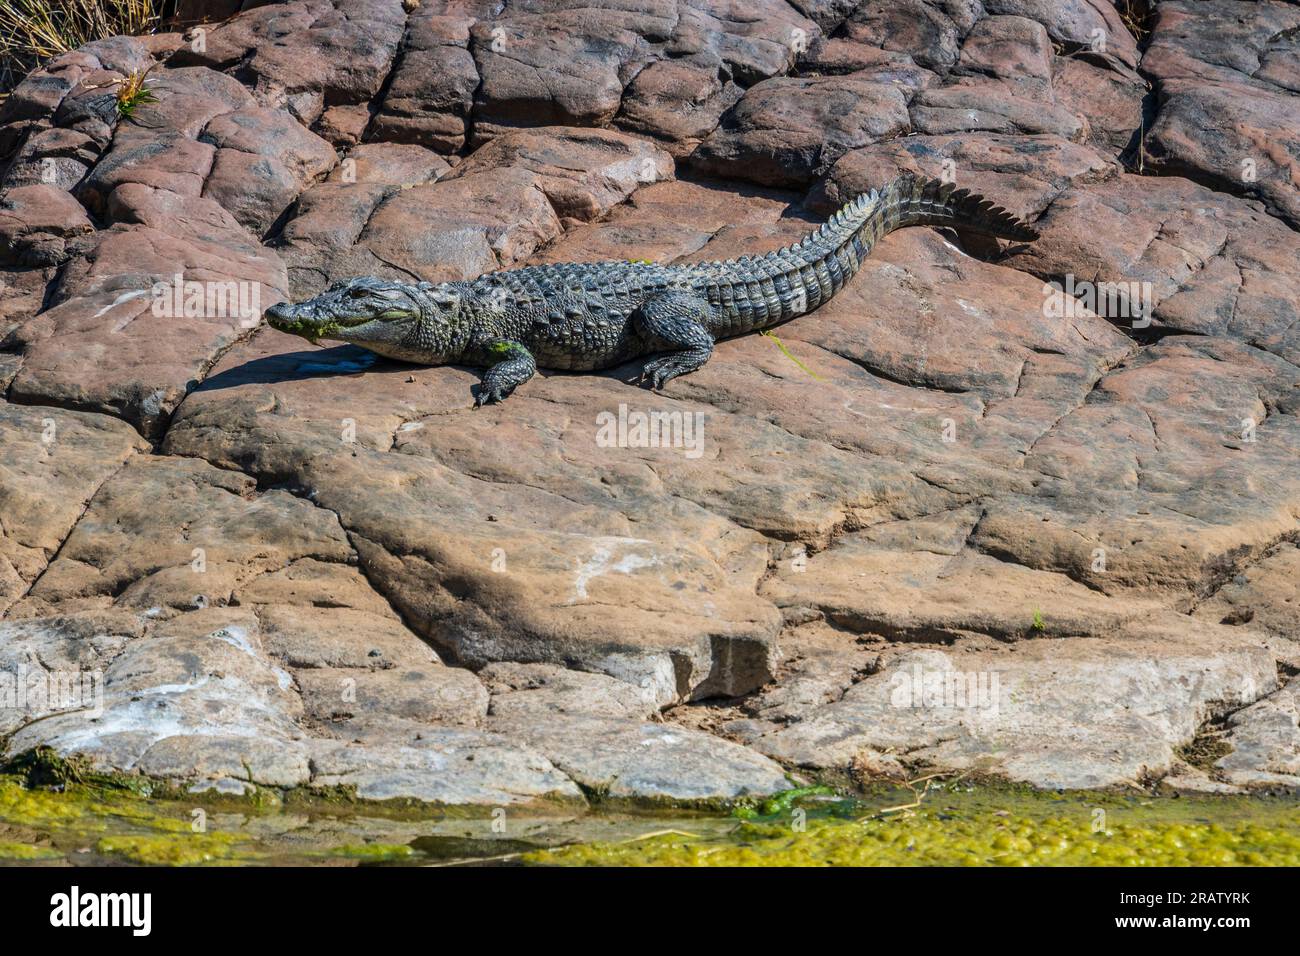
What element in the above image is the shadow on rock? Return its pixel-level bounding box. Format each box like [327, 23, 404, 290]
[198, 345, 400, 391]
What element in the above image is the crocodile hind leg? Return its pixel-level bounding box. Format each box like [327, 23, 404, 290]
[634, 291, 716, 390]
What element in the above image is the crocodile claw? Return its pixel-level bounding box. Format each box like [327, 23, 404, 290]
[640, 356, 687, 390]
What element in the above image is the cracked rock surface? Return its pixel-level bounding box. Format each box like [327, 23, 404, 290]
[0, 0, 1297, 804]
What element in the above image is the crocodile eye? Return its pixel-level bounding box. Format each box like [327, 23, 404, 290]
[346, 287, 369, 299]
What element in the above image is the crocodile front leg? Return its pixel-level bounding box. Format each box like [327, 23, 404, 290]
[473, 338, 537, 406]
[634, 291, 716, 390]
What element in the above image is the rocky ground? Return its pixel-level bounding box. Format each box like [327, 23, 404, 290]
[0, 0, 1297, 806]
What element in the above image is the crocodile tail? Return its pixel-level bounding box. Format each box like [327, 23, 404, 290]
[752, 175, 1037, 316]
[801, 175, 1039, 268]
[699, 176, 1037, 338]
[878, 174, 1039, 241]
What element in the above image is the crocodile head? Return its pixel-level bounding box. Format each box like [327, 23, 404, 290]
[264, 276, 470, 363]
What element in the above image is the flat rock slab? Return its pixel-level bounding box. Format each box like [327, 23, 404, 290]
[163, 335, 785, 704]
[0, 404, 148, 615]
[1216, 681, 1300, 788]
[17, 454, 352, 614]
[304, 732, 584, 806]
[483, 662, 660, 721]
[752, 634, 1279, 790]
[489, 712, 791, 802]
[1193, 540, 1300, 642]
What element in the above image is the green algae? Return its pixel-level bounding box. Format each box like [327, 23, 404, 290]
[324, 843, 415, 862]
[0, 840, 61, 861]
[525, 787, 1300, 867]
[0, 775, 189, 833]
[733, 785, 838, 819]
[757, 785, 838, 816]
[0, 774, 263, 864]
[96, 832, 247, 866]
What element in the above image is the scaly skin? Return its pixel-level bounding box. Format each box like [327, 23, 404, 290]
[264, 175, 1038, 405]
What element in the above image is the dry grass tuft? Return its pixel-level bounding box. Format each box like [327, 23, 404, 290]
[0, 0, 159, 90]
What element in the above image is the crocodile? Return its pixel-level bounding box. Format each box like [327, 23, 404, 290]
[264, 175, 1037, 405]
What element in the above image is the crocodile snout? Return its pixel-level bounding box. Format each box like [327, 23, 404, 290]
[264, 301, 294, 326]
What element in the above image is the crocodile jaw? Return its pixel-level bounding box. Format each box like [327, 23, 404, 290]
[263, 277, 424, 346]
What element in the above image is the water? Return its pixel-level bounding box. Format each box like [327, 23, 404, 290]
[3, 775, 1298, 866]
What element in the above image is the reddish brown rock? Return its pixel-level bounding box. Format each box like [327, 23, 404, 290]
[842, 0, 981, 75]
[327, 142, 450, 186]
[78, 133, 218, 218]
[909, 77, 1083, 139]
[982, 0, 1140, 69]
[0, 36, 150, 149]
[1050, 56, 1147, 157]
[0, 267, 56, 342]
[279, 126, 671, 294]
[955, 14, 1056, 96]
[19, 455, 350, 614]
[369, 12, 478, 152]
[1004, 174, 1300, 365]
[200, 107, 337, 235]
[442, 126, 674, 221]
[1141, 0, 1300, 228]
[614, 53, 742, 159]
[313, 104, 371, 148]
[335, 165, 555, 281]
[8, 186, 288, 437]
[168, 0, 409, 108]
[1, 126, 103, 191]
[469, 10, 653, 137]
[693, 75, 911, 187]
[797, 39, 934, 83]
[116, 67, 255, 142]
[529, 177, 793, 267]
[673, 0, 821, 84]
[0, 185, 95, 266]
[73, 68, 254, 216]
[812, 132, 1117, 219]
[275, 143, 453, 295]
